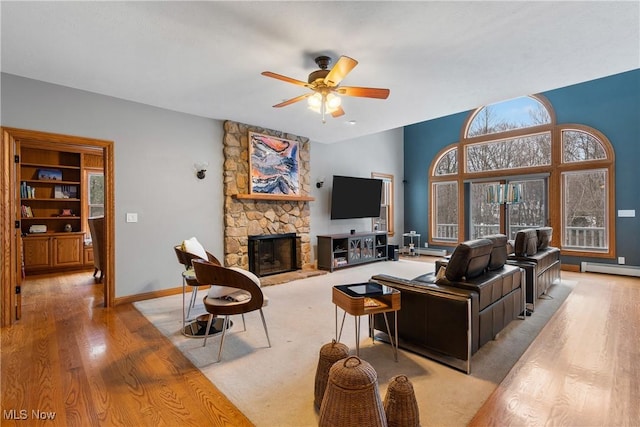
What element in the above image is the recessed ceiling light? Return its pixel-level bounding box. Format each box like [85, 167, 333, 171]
[347, 120, 357, 125]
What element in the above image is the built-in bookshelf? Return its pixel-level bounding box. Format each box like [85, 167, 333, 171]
[19, 144, 85, 273]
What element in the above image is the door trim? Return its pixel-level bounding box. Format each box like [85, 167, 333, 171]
[1, 127, 115, 326]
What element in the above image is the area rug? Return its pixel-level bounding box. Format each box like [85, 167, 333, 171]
[134, 260, 574, 427]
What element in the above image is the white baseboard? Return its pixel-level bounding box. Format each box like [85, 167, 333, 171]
[580, 262, 640, 277]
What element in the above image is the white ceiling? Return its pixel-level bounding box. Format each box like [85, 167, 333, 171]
[1, 1, 639, 143]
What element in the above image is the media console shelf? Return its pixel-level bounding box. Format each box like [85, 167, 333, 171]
[317, 232, 388, 272]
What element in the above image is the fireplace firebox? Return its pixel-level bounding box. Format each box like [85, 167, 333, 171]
[248, 233, 300, 277]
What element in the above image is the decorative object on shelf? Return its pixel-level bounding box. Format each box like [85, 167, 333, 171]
[54, 185, 78, 199]
[486, 183, 523, 205]
[21, 205, 33, 218]
[20, 182, 36, 199]
[29, 225, 47, 234]
[64, 223, 73, 232]
[194, 162, 208, 180]
[59, 209, 74, 217]
[37, 168, 62, 181]
[249, 132, 299, 196]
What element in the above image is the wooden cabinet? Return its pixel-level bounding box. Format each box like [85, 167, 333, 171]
[84, 245, 94, 266]
[23, 233, 84, 272]
[317, 232, 388, 272]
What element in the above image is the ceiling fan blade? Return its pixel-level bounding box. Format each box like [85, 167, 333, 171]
[261, 71, 309, 87]
[324, 56, 358, 87]
[337, 86, 390, 99]
[331, 106, 345, 118]
[272, 93, 311, 108]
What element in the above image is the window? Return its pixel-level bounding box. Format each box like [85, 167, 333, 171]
[84, 171, 104, 237]
[432, 181, 458, 241]
[467, 96, 551, 137]
[465, 133, 551, 172]
[428, 95, 615, 258]
[470, 181, 501, 239]
[434, 148, 458, 176]
[562, 130, 607, 162]
[562, 169, 608, 251]
[372, 173, 394, 237]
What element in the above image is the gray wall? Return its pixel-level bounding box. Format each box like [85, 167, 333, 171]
[310, 129, 405, 257]
[2, 73, 224, 296]
[2, 73, 405, 297]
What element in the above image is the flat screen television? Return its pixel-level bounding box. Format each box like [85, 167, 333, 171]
[330, 175, 383, 220]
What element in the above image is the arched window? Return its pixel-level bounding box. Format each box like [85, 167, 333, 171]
[429, 95, 615, 259]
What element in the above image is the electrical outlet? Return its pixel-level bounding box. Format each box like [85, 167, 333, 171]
[126, 212, 138, 223]
[618, 257, 625, 265]
[424, 242, 428, 248]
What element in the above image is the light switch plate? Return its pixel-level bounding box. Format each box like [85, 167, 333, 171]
[126, 213, 138, 223]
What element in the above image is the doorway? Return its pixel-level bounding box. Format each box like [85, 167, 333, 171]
[1, 127, 115, 327]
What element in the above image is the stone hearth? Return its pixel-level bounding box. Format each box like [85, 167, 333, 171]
[223, 121, 312, 270]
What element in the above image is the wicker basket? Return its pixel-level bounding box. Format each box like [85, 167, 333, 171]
[314, 340, 350, 410]
[383, 375, 420, 427]
[319, 356, 387, 427]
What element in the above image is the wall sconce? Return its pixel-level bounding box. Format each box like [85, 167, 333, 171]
[194, 162, 209, 180]
[316, 176, 325, 188]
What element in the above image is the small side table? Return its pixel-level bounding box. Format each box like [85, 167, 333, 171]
[181, 270, 227, 338]
[402, 232, 421, 256]
[333, 281, 401, 361]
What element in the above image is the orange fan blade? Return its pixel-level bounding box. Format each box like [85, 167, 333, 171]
[324, 56, 358, 87]
[261, 71, 309, 87]
[337, 86, 390, 99]
[272, 93, 311, 108]
[331, 106, 345, 118]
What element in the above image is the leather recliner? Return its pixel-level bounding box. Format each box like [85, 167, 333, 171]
[371, 236, 524, 374]
[507, 227, 561, 311]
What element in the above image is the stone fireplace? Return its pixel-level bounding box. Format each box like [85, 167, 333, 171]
[222, 121, 313, 271]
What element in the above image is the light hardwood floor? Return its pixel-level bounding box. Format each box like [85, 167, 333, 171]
[1, 272, 252, 427]
[2, 266, 639, 426]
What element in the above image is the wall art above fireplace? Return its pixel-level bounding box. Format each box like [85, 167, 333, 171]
[249, 131, 300, 196]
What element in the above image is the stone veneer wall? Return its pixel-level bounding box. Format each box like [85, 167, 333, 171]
[223, 121, 312, 269]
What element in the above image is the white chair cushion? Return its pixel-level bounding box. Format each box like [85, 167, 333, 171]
[206, 266, 262, 299]
[182, 237, 207, 259]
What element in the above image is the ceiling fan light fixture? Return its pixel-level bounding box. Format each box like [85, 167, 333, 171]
[308, 92, 341, 114]
[326, 93, 341, 111]
[307, 92, 323, 111]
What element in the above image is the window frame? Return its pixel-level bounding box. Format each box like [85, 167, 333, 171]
[371, 172, 394, 237]
[427, 95, 616, 259]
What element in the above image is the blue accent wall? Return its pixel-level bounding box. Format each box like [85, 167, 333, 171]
[404, 69, 640, 266]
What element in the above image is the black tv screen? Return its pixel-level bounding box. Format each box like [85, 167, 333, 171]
[330, 175, 383, 220]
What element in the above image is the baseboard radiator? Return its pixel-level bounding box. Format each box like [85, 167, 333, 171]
[417, 248, 448, 257]
[580, 262, 640, 277]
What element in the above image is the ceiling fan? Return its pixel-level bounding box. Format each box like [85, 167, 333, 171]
[262, 55, 390, 123]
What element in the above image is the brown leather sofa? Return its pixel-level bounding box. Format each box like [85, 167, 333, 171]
[507, 227, 561, 312]
[371, 235, 524, 373]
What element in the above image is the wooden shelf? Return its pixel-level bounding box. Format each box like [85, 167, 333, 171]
[232, 193, 315, 202]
